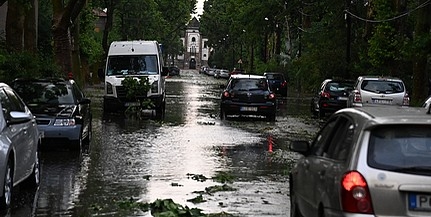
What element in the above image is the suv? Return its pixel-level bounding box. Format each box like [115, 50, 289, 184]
[290, 106, 431, 217]
[220, 74, 277, 121]
[264, 72, 288, 97]
[348, 76, 409, 107]
[12, 78, 92, 150]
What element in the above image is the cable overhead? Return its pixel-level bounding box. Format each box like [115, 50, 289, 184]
[345, 0, 431, 23]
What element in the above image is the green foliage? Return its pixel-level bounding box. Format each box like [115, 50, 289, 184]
[121, 76, 153, 116]
[0, 50, 61, 83]
[79, 4, 104, 65]
[211, 171, 235, 184]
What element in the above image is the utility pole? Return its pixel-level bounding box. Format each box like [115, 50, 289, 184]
[345, 0, 352, 78]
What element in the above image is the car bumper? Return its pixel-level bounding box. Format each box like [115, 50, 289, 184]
[38, 124, 82, 141]
[221, 101, 277, 116]
[104, 95, 164, 110]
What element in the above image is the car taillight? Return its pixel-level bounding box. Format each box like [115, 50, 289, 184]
[223, 91, 230, 98]
[321, 91, 330, 98]
[353, 90, 362, 103]
[281, 81, 287, 87]
[268, 93, 276, 99]
[341, 171, 374, 214]
[403, 93, 410, 106]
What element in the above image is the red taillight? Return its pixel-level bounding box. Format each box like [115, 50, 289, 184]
[353, 90, 362, 103]
[268, 93, 276, 99]
[281, 81, 287, 87]
[223, 91, 230, 98]
[341, 171, 374, 214]
[321, 91, 330, 98]
[403, 93, 410, 106]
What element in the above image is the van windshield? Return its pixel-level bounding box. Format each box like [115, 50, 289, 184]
[107, 55, 158, 75]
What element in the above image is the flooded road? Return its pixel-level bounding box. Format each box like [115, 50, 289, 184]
[6, 70, 320, 217]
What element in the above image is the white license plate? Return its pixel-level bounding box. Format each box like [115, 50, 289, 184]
[240, 106, 257, 112]
[409, 193, 431, 211]
[372, 99, 391, 104]
[338, 97, 348, 100]
[125, 102, 140, 106]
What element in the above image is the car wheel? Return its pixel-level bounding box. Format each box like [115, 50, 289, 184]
[25, 149, 40, 188]
[0, 159, 13, 209]
[83, 121, 92, 146]
[318, 108, 325, 119]
[103, 100, 111, 113]
[310, 100, 318, 118]
[220, 108, 227, 120]
[267, 114, 276, 122]
[72, 133, 83, 151]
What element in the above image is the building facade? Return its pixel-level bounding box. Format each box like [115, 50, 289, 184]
[176, 17, 209, 69]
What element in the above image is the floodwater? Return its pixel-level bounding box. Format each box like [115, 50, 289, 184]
[5, 70, 320, 217]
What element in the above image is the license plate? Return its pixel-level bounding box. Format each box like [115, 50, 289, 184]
[338, 97, 348, 100]
[372, 99, 391, 104]
[125, 102, 140, 107]
[409, 193, 431, 211]
[240, 106, 257, 112]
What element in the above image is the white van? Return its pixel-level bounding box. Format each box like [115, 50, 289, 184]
[102, 40, 169, 118]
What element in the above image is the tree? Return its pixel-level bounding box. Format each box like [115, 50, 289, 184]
[52, 0, 87, 78]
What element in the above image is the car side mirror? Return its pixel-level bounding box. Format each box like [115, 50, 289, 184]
[8, 111, 32, 125]
[79, 98, 91, 105]
[97, 68, 105, 82]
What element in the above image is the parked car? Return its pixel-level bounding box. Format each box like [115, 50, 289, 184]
[11, 78, 92, 150]
[220, 74, 277, 121]
[168, 66, 180, 76]
[290, 106, 431, 217]
[205, 68, 216, 76]
[0, 83, 41, 209]
[264, 72, 288, 97]
[214, 69, 230, 79]
[348, 76, 409, 107]
[310, 79, 354, 118]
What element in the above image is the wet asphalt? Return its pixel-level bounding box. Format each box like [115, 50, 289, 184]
[5, 70, 320, 217]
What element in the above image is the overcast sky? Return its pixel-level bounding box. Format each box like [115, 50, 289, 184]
[193, 0, 204, 17]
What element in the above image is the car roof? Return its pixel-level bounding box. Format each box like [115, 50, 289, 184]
[336, 106, 431, 126]
[357, 75, 403, 82]
[230, 74, 266, 79]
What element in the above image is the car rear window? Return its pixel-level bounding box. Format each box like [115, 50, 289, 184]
[325, 81, 353, 92]
[266, 74, 284, 80]
[361, 80, 404, 93]
[230, 79, 268, 91]
[368, 125, 431, 175]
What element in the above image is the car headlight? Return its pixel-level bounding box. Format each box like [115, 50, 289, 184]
[151, 81, 158, 93]
[106, 82, 113, 94]
[54, 118, 76, 126]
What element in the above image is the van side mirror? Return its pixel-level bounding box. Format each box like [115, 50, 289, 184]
[98, 68, 105, 82]
[162, 67, 170, 76]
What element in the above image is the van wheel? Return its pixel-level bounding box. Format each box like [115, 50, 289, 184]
[155, 101, 165, 120]
[0, 159, 13, 209]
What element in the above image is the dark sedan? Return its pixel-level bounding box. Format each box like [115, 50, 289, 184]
[310, 79, 354, 118]
[264, 72, 288, 97]
[11, 78, 92, 150]
[220, 74, 277, 121]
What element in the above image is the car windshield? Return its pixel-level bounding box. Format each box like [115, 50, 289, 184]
[107, 55, 158, 75]
[368, 125, 431, 174]
[326, 81, 352, 92]
[361, 80, 404, 93]
[13, 82, 74, 105]
[230, 79, 268, 91]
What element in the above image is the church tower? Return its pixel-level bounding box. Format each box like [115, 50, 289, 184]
[177, 17, 209, 69]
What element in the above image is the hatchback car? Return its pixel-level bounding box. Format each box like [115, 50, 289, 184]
[310, 79, 354, 118]
[0, 83, 41, 209]
[264, 72, 288, 97]
[220, 74, 277, 121]
[214, 69, 230, 79]
[11, 78, 92, 150]
[348, 76, 409, 107]
[290, 106, 431, 217]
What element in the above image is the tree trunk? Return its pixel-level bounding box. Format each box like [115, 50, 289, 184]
[412, 0, 431, 105]
[6, 0, 25, 52]
[24, 0, 38, 53]
[102, 0, 117, 57]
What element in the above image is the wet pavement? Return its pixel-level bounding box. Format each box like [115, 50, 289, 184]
[5, 70, 321, 217]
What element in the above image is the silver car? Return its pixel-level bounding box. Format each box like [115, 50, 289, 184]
[290, 106, 431, 217]
[0, 83, 41, 209]
[348, 76, 409, 107]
